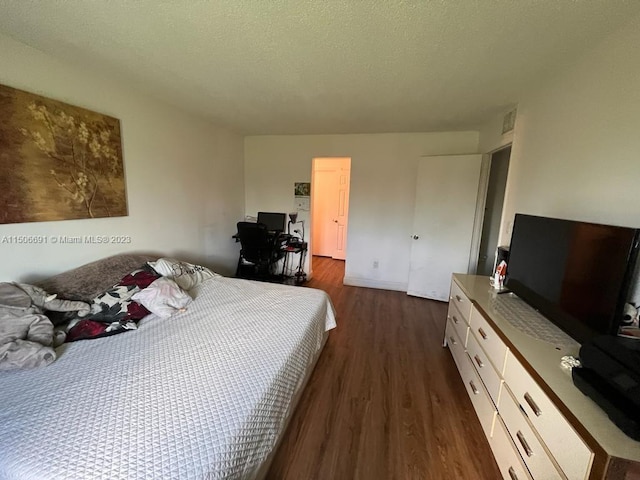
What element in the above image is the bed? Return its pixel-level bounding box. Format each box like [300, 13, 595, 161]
[0, 254, 336, 480]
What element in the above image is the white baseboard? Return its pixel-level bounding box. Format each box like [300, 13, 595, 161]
[342, 276, 408, 292]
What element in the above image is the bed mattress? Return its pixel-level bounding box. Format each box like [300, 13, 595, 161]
[0, 276, 336, 480]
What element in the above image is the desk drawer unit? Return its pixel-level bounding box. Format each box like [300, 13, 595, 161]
[491, 415, 533, 480]
[460, 350, 497, 439]
[499, 387, 563, 480]
[467, 329, 503, 407]
[448, 301, 469, 348]
[470, 307, 508, 375]
[503, 352, 593, 480]
[450, 280, 473, 324]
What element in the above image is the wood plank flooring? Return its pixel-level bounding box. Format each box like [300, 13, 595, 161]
[267, 256, 501, 480]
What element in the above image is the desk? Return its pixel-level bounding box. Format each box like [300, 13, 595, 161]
[231, 231, 284, 243]
[281, 241, 307, 284]
[233, 230, 307, 283]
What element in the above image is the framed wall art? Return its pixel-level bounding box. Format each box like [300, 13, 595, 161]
[0, 83, 127, 224]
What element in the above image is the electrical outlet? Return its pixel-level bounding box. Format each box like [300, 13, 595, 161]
[373, 260, 379, 269]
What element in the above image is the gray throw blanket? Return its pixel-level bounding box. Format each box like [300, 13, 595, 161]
[0, 283, 90, 370]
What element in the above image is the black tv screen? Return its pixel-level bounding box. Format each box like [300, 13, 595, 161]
[257, 212, 286, 233]
[505, 214, 639, 344]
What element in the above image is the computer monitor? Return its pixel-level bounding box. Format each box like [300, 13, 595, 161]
[257, 212, 286, 233]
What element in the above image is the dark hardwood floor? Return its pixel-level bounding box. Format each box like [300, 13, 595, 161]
[267, 256, 501, 480]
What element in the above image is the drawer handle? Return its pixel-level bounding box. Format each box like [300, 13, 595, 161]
[469, 380, 479, 395]
[478, 327, 488, 340]
[524, 392, 542, 417]
[516, 431, 534, 457]
[449, 336, 457, 346]
[452, 315, 460, 324]
[474, 354, 484, 368]
[455, 294, 462, 302]
[508, 466, 519, 480]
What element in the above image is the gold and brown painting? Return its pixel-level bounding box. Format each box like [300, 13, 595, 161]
[0, 84, 127, 224]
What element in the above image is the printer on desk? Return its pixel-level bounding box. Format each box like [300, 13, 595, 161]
[572, 335, 640, 441]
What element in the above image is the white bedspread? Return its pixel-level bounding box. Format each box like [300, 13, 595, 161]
[0, 277, 336, 480]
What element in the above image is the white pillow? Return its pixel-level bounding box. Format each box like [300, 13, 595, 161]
[131, 277, 192, 319]
[148, 257, 218, 290]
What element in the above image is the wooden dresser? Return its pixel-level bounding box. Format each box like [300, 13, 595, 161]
[444, 274, 640, 480]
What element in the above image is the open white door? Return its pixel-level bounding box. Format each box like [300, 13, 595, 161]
[311, 158, 350, 260]
[312, 169, 336, 257]
[333, 166, 350, 260]
[407, 154, 482, 300]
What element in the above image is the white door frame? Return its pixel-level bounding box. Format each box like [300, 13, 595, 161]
[468, 143, 513, 275]
[467, 154, 491, 274]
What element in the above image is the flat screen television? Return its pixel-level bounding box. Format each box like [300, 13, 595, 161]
[505, 214, 640, 344]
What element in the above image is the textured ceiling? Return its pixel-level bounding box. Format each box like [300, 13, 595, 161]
[0, 1, 638, 135]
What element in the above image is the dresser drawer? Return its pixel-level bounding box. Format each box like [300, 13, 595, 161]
[499, 387, 563, 479]
[467, 329, 503, 407]
[445, 318, 466, 373]
[459, 351, 496, 439]
[503, 351, 593, 480]
[470, 307, 508, 375]
[450, 280, 472, 325]
[448, 302, 469, 347]
[491, 415, 533, 480]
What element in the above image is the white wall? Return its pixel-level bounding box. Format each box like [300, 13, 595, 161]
[0, 33, 245, 281]
[244, 132, 479, 290]
[478, 14, 640, 301]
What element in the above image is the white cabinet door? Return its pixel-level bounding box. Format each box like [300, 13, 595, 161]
[407, 155, 482, 300]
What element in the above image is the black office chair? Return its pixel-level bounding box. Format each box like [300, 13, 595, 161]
[235, 221, 284, 280]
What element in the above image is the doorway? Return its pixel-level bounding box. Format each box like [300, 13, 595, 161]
[476, 146, 511, 276]
[311, 157, 351, 263]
